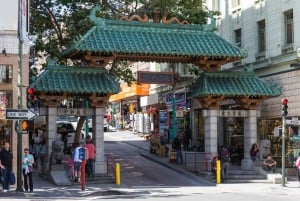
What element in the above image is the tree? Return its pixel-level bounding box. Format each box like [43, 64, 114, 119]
[30, 0, 219, 82]
[30, 0, 219, 145]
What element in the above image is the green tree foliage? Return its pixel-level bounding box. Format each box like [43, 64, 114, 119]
[30, 0, 219, 82]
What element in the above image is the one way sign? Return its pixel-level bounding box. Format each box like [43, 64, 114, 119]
[6, 109, 38, 120]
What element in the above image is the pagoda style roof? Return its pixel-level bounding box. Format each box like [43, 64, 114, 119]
[62, 7, 247, 71]
[29, 64, 120, 95]
[190, 70, 281, 109]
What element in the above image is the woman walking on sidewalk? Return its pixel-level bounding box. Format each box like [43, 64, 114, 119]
[22, 147, 34, 192]
[295, 152, 300, 185]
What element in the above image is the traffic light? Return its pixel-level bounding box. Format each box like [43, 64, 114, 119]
[21, 120, 29, 133]
[26, 87, 38, 108]
[281, 98, 288, 117]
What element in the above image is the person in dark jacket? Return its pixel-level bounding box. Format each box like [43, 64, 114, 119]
[0, 142, 13, 192]
[172, 134, 183, 164]
[250, 143, 259, 161]
[219, 146, 230, 180]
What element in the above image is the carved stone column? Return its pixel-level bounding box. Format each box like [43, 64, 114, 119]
[202, 109, 218, 156]
[46, 107, 57, 174]
[93, 107, 106, 174]
[241, 110, 258, 170]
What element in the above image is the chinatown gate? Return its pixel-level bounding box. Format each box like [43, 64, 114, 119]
[29, 6, 281, 177]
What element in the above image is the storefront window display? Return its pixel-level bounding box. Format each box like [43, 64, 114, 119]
[193, 109, 205, 152]
[257, 118, 294, 167]
[0, 91, 13, 146]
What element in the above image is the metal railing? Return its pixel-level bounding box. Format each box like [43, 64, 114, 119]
[184, 152, 213, 175]
[105, 153, 116, 179]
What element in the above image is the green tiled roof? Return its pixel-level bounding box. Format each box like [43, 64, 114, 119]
[62, 8, 247, 62]
[29, 65, 121, 94]
[190, 71, 281, 98]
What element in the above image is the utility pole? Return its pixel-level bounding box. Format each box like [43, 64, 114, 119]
[170, 64, 177, 141]
[16, 0, 25, 192]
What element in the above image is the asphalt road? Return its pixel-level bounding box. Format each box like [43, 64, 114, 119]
[104, 132, 204, 187]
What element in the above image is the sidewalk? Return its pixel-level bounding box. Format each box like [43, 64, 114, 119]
[4, 129, 299, 199]
[121, 130, 300, 189]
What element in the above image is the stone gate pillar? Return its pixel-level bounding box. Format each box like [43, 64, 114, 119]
[241, 110, 258, 170]
[46, 107, 57, 173]
[203, 109, 218, 156]
[93, 107, 106, 174]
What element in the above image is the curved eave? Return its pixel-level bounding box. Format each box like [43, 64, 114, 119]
[190, 71, 282, 98]
[29, 65, 121, 95]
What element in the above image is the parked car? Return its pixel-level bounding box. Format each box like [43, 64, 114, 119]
[56, 121, 77, 152]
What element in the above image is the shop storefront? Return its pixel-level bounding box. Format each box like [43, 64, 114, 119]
[164, 87, 190, 142]
[109, 82, 150, 130]
[0, 91, 13, 146]
[257, 117, 299, 168]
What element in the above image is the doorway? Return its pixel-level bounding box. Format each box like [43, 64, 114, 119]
[224, 117, 244, 165]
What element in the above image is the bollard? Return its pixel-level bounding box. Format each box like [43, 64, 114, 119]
[81, 159, 86, 190]
[115, 163, 121, 185]
[216, 160, 221, 184]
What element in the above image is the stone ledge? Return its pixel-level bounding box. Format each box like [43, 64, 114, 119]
[267, 173, 287, 184]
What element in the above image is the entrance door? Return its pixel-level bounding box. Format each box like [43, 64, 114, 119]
[224, 117, 244, 165]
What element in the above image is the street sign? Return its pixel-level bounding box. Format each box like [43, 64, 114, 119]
[286, 119, 300, 126]
[6, 109, 38, 120]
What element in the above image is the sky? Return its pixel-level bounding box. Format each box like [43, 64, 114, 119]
[0, 0, 18, 30]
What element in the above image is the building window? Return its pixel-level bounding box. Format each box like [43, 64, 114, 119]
[232, 0, 241, 8]
[0, 65, 12, 84]
[257, 20, 266, 53]
[212, 0, 220, 11]
[284, 10, 293, 45]
[235, 29, 242, 47]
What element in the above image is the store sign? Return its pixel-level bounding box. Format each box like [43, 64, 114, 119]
[219, 110, 247, 117]
[138, 71, 173, 84]
[286, 119, 300, 125]
[165, 92, 186, 105]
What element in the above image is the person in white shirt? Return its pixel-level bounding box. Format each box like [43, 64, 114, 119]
[73, 142, 84, 182]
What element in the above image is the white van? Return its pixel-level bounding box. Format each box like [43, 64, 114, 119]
[57, 121, 76, 149]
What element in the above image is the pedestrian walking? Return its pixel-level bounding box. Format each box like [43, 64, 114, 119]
[73, 142, 84, 182]
[22, 147, 34, 192]
[295, 152, 300, 185]
[85, 136, 96, 177]
[172, 134, 183, 164]
[0, 142, 13, 192]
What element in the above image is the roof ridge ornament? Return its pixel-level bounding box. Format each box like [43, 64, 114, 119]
[203, 11, 217, 31]
[119, 14, 149, 23]
[46, 57, 58, 66]
[244, 64, 254, 73]
[89, 6, 105, 25]
[162, 16, 189, 25]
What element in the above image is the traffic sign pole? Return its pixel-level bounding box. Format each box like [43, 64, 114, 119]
[282, 116, 286, 187]
[16, 0, 24, 192]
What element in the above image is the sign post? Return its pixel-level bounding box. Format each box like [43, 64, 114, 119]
[79, 147, 86, 191]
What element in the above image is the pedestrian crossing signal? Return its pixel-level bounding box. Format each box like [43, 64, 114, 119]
[21, 120, 29, 133]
